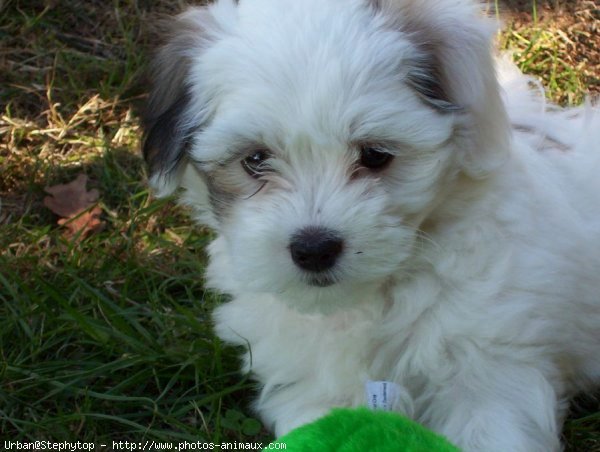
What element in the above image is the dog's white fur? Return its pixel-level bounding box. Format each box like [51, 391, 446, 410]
[143, 1, 600, 450]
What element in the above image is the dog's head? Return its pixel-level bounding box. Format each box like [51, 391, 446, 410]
[143, 0, 509, 312]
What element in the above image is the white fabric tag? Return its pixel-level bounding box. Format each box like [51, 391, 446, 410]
[365, 380, 402, 411]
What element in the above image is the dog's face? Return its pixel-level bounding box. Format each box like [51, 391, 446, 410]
[143, 0, 509, 312]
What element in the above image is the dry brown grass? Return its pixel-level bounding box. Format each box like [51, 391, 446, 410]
[499, 0, 599, 104]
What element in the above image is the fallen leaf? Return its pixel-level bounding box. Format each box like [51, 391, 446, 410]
[44, 174, 105, 240]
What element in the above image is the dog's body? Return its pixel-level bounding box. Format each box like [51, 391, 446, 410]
[143, 0, 600, 450]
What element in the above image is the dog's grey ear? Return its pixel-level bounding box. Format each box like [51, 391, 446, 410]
[405, 54, 462, 113]
[143, 5, 231, 197]
[374, 0, 510, 177]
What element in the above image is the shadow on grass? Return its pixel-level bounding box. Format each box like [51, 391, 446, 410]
[1, 1, 268, 442]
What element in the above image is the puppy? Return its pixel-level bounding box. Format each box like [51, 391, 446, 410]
[142, 0, 600, 450]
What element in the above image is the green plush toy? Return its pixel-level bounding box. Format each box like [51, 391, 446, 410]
[264, 408, 459, 452]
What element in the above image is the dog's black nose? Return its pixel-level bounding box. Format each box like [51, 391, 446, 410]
[289, 227, 344, 272]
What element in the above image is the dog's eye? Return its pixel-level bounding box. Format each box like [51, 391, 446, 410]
[359, 145, 394, 170]
[241, 150, 270, 178]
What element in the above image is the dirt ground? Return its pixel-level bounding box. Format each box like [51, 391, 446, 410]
[501, 0, 599, 97]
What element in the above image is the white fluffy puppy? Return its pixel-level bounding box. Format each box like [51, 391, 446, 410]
[142, 0, 600, 450]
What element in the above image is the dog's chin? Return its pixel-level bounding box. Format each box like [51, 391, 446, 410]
[278, 278, 384, 315]
[303, 274, 338, 288]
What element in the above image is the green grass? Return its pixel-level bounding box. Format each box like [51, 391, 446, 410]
[497, 1, 599, 105]
[1, 0, 598, 449]
[0, 233, 263, 441]
[1, 0, 267, 444]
